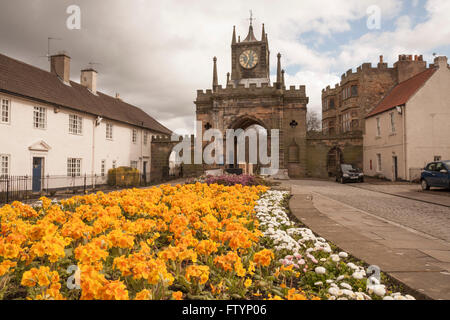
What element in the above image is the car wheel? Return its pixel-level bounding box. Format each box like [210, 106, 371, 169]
[340, 177, 345, 184]
[421, 179, 430, 191]
[360, 178, 364, 183]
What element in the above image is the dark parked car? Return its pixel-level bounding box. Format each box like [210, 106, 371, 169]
[336, 164, 364, 184]
[421, 161, 450, 190]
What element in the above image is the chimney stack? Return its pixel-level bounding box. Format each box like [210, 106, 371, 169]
[434, 56, 448, 69]
[50, 52, 71, 84]
[80, 68, 98, 94]
[394, 53, 427, 83]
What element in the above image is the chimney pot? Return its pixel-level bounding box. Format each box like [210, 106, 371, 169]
[379, 55, 384, 63]
[50, 53, 71, 83]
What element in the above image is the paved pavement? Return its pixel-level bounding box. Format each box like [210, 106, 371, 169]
[283, 179, 450, 300]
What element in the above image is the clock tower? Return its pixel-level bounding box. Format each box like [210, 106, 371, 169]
[230, 22, 270, 87]
[195, 18, 309, 179]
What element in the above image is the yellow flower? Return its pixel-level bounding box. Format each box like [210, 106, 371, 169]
[172, 291, 183, 300]
[244, 279, 252, 288]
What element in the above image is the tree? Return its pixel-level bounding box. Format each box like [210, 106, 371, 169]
[307, 110, 322, 133]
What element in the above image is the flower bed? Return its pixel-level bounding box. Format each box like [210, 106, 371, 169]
[0, 184, 415, 300]
[255, 190, 415, 300]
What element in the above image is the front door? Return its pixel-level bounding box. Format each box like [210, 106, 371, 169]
[32, 157, 43, 192]
[143, 161, 148, 183]
[393, 156, 398, 181]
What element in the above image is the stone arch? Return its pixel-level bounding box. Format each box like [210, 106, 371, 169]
[224, 115, 271, 175]
[227, 115, 270, 131]
[327, 146, 344, 177]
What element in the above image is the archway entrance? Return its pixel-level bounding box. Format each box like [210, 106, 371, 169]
[226, 116, 270, 176]
[327, 147, 343, 177]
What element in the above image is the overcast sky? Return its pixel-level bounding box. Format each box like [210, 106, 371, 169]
[1, 0, 449, 134]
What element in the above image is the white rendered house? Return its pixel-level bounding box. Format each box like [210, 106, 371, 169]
[0, 52, 171, 192]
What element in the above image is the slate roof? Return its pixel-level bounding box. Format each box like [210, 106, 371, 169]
[0, 53, 172, 135]
[366, 68, 437, 118]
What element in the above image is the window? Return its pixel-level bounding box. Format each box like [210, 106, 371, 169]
[351, 85, 358, 97]
[323, 99, 328, 111]
[112, 160, 117, 169]
[434, 156, 442, 162]
[0, 155, 9, 177]
[435, 162, 444, 172]
[377, 154, 382, 172]
[132, 129, 137, 143]
[144, 131, 148, 145]
[67, 158, 82, 177]
[130, 161, 138, 169]
[106, 123, 113, 140]
[329, 98, 335, 109]
[101, 160, 106, 177]
[69, 114, 83, 135]
[390, 113, 396, 133]
[33, 106, 46, 129]
[376, 118, 381, 137]
[342, 113, 351, 132]
[1, 99, 10, 124]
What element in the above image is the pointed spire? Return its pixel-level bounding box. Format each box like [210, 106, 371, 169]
[276, 53, 282, 88]
[261, 23, 266, 42]
[232, 26, 236, 45]
[213, 57, 218, 92]
[281, 69, 285, 88]
[243, 24, 257, 42]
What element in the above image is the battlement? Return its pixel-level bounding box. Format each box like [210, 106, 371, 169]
[196, 83, 307, 101]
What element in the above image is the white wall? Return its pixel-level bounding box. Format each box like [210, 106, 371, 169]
[363, 109, 405, 181]
[0, 93, 154, 189]
[406, 64, 450, 180]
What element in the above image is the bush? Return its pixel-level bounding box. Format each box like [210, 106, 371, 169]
[107, 167, 141, 187]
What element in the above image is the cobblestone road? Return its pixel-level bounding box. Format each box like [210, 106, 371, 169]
[288, 180, 450, 242]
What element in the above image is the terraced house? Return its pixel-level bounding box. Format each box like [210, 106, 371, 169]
[0, 52, 171, 192]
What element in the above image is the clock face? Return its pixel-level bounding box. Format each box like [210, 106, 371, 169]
[239, 50, 259, 69]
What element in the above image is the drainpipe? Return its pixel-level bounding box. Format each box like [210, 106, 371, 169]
[92, 119, 96, 188]
[402, 105, 407, 181]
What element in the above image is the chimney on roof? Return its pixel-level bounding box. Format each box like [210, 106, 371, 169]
[115, 93, 121, 100]
[80, 68, 98, 94]
[434, 56, 448, 69]
[50, 52, 71, 84]
[394, 53, 427, 83]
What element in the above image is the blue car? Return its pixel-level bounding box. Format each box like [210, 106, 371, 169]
[421, 161, 450, 191]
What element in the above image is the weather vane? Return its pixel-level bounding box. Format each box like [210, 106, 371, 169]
[248, 10, 255, 26]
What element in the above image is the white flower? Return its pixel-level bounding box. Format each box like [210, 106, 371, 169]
[339, 252, 349, 258]
[383, 296, 394, 300]
[405, 295, 416, 300]
[352, 272, 364, 280]
[373, 285, 386, 297]
[336, 275, 345, 281]
[328, 287, 339, 296]
[326, 280, 334, 284]
[314, 281, 323, 286]
[340, 282, 352, 290]
[315, 267, 326, 275]
[330, 254, 340, 262]
[328, 296, 336, 300]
